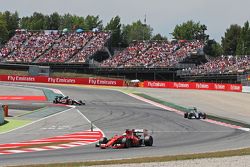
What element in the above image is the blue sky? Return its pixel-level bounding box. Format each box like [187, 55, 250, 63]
[1, 0, 250, 42]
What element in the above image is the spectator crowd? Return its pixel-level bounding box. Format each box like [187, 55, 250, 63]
[0, 32, 29, 59]
[101, 40, 204, 68]
[0, 30, 110, 63]
[5, 32, 60, 63]
[182, 55, 250, 75]
[1, 30, 249, 75]
[69, 32, 110, 63]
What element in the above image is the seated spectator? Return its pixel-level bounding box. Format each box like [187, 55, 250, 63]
[69, 32, 110, 63]
[101, 40, 204, 68]
[4, 31, 60, 63]
[183, 55, 250, 75]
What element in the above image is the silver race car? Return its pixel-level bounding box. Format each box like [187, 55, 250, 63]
[184, 107, 207, 119]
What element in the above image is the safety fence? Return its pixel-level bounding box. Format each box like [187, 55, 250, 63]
[0, 75, 125, 87]
[143, 81, 242, 92]
[0, 74, 247, 92]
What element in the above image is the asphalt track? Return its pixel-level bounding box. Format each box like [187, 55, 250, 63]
[1, 83, 250, 166]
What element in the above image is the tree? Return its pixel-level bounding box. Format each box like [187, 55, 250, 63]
[3, 11, 19, 38]
[221, 24, 241, 55]
[203, 40, 223, 57]
[151, 33, 167, 40]
[172, 20, 208, 40]
[71, 15, 85, 30]
[59, 14, 74, 30]
[236, 21, 250, 55]
[20, 12, 46, 30]
[20, 16, 30, 29]
[121, 20, 153, 45]
[84, 15, 102, 31]
[105, 16, 122, 47]
[0, 14, 9, 44]
[49, 12, 61, 30]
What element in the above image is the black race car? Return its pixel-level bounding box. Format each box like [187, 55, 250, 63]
[53, 96, 85, 105]
[184, 107, 206, 119]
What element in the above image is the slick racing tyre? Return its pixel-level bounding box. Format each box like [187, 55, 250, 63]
[68, 100, 73, 105]
[203, 113, 207, 119]
[184, 112, 188, 118]
[144, 136, 153, 146]
[78, 100, 85, 105]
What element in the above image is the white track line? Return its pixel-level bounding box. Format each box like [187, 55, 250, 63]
[0, 107, 74, 135]
[76, 109, 105, 137]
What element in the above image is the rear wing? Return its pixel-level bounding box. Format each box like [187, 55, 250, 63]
[133, 129, 149, 136]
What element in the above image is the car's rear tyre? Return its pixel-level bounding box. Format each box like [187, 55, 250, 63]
[78, 100, 85, 105]
[68, 100, 73, 105]
[144, 136, 153, 146]
[184, 112, 188, 118]
[203, 113, 207, 119]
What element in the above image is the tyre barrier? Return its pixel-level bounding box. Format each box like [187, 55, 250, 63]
[0, 105, 4, 125]
[3, 105, 8, 117]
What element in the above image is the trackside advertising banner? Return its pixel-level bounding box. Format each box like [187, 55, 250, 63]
[144, 81, 242, 92]
[0, 75, 124, 86]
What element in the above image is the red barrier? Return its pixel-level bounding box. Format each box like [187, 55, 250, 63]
[0, 74, 241, 92]
[0, 75, 124, 87]
[0, 96, 47, 101]
[144, 81, 242, 92]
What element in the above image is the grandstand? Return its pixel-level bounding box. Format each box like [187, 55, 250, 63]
[0, 29, 249, 83]
[0, 30, 111, 64]
[177, 55, 250, 83]
[100, 40, 204, 68]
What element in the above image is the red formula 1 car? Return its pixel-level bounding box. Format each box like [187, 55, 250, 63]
[53, 96, 85, 105]
[96, 129, 153, 149]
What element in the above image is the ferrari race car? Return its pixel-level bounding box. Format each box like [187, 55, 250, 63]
[53, 96, 85, 105]
[184, 107, 206, 119]
[96, 129, 153, 149]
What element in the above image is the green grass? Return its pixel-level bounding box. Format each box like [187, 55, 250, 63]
[0, 69, 28, 75]
[51, 72, 99, 78]
[16, 107, 47, 117]
[0, 119, 31, 133]
[51, 72, 124, 80]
